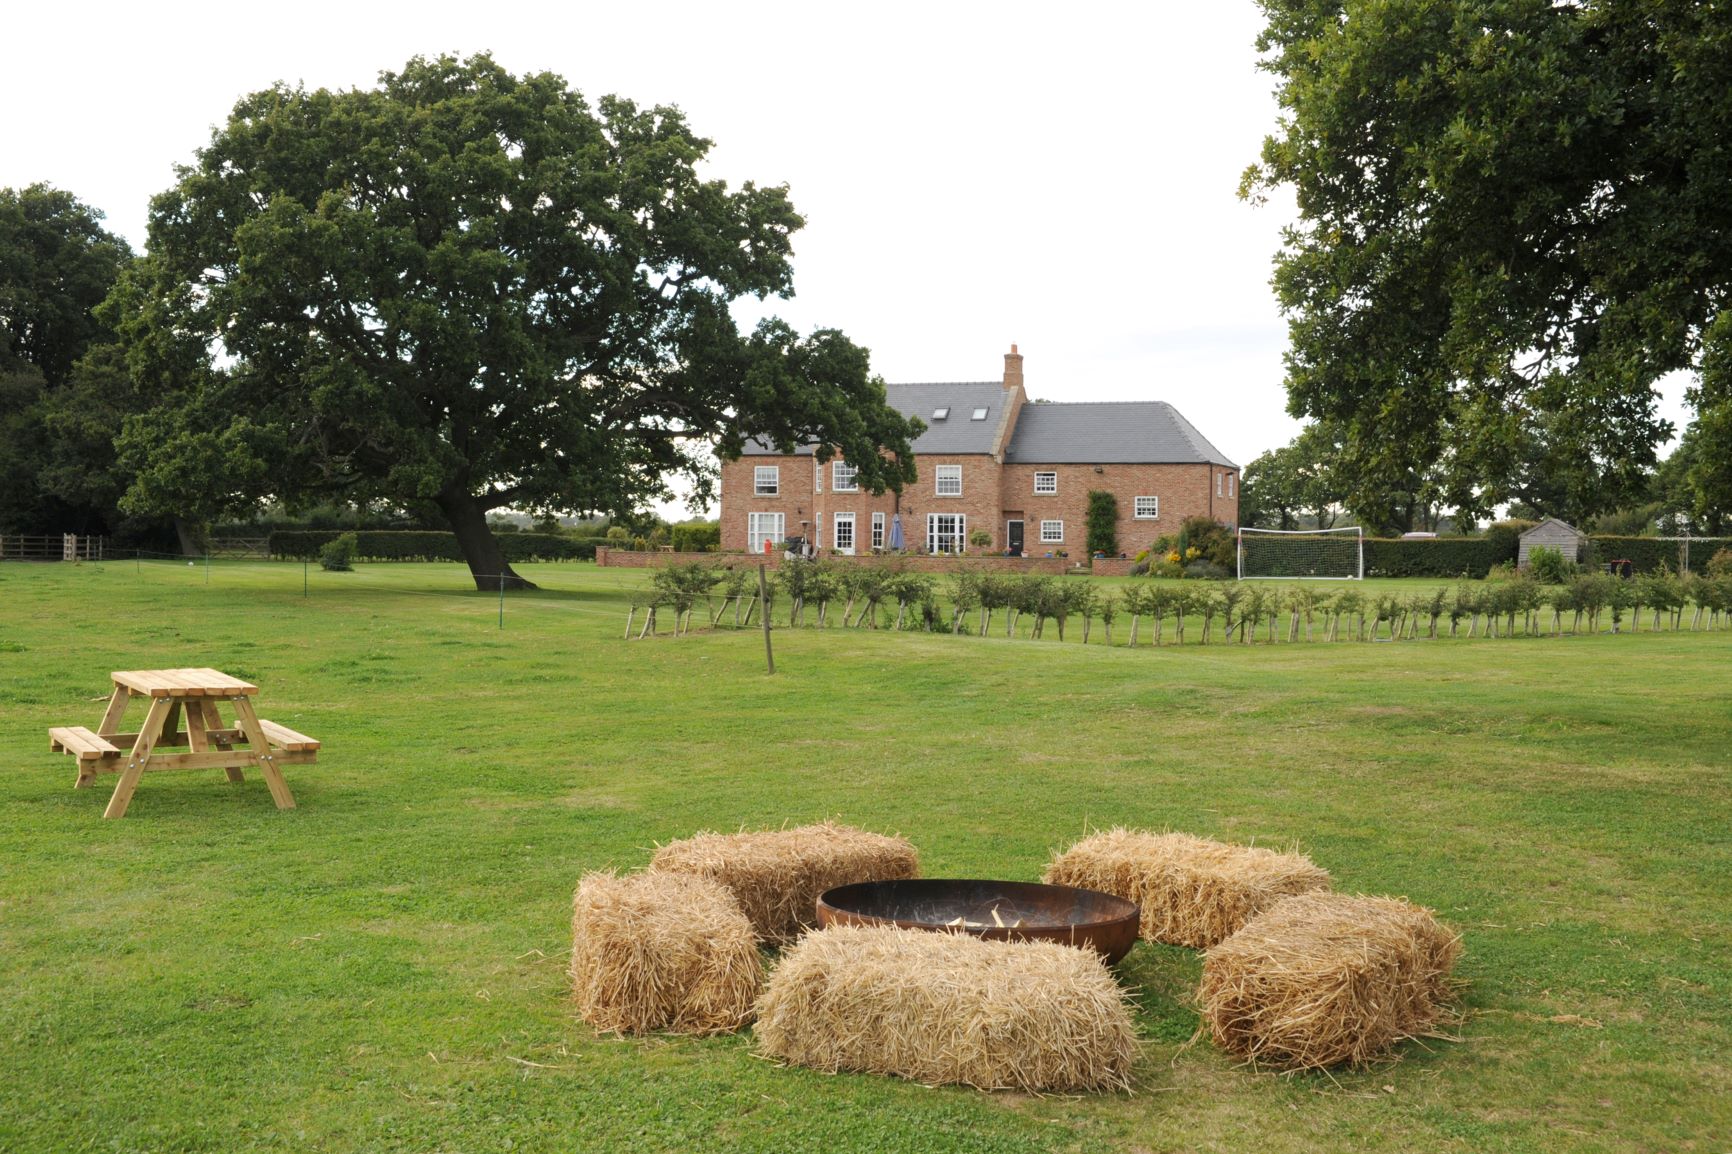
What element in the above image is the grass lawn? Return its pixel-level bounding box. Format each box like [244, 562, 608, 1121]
[1, 559, 1727, 1153]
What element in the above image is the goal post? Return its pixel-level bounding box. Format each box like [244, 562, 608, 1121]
[1237, 526, 1364, 580]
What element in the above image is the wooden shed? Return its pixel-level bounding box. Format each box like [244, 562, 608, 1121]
[1518, 519, 1586, 569]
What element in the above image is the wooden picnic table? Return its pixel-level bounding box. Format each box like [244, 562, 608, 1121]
[49, 668, 319, 819]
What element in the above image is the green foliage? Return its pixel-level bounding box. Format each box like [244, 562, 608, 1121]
[1085, 491, 1119, 556]
[1525, 546, 1575, 585]
[1239, 423, 1343, 530]
[1482, 520, 1536, 564]
[1708, 548, 1732, 579]
[670, 523, 721, 552]
[1248, 3, 1721, 523]
[1159, 516, 1235, 570]
[968, 528, 992, 550]
[1590, 535, 1732, 575]
[317, 531, 357, 572]
[0, 185, 134, 533]
[111, 53, 920, 586]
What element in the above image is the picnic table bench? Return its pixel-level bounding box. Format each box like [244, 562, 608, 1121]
[49, 668, 319, 819]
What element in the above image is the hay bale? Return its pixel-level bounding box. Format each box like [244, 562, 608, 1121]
[569, 870, 761, 1035]
[650, 822, 918, 945]
[1197, 891, 1462, 1069]
[755, 925, 1138, 1092]
[1043, 829, 1330, 948]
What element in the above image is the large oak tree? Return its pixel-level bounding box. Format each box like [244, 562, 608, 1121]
[116, 54, 920, 587]
[1247, 0, 1732, 524]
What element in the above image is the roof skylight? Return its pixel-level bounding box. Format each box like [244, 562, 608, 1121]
[971, 406, 989, 420]
[932, 407, 949, 420]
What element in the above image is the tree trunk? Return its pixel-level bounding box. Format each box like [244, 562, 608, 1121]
[173, 517, 206, 558]
[437, 488, 536, 590]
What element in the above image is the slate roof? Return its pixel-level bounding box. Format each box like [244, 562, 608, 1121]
[1005, 401, 1236, 467]
[741, 382, 1007, 456]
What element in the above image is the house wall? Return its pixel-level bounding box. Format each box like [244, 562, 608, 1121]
[998, 462, 1238, 556]
[719, 453, 1002, 554]
[596, 547, 1074, 574]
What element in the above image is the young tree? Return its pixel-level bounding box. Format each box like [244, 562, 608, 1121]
[1248, 2, 1732, 523]
[113, 54, 921, 588]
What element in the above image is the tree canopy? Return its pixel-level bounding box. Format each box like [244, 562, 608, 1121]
[0, 185, 133, 534]
[115, 54, 921, 587]
[1240, 423, 1344, 530]
[1247, 0, 1732, 526]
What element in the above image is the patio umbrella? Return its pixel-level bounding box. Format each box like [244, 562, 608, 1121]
[888, 513, 905, 550]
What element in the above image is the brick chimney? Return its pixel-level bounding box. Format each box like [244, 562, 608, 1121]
[1003, 343, 1023, 391]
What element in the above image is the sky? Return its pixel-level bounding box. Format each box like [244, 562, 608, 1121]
[0, 1, 1694, 518]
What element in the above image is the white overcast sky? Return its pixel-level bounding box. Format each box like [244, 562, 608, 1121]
[2, 1, 1693, 518]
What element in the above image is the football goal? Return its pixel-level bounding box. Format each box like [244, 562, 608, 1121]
[1237, 526, 1364, 580]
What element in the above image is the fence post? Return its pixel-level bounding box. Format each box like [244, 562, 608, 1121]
[758, 563, 775, 675]
[499, 575, 506, 630]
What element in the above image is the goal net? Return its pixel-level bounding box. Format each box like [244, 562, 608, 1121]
[1237, 527, 1364, 580]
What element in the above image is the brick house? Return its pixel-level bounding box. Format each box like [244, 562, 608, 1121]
[719, 346, 1239, 557]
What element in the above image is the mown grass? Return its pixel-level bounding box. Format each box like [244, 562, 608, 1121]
[1, 559, 1728, 1153]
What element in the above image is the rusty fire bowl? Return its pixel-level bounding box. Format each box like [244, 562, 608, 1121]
[815, 878, 1141, 965]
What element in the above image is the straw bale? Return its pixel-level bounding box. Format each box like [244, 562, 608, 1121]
[1043, 829, 1330, 948]
[1197, 891, 1462, 1069]
[650, 822, 918, 945]
[755, 925, 1139, 1093]
[569, 870, 761, 1035]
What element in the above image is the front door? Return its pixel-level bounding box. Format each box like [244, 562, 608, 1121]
[834, 512, 856, 556]
[1006, 519, 1024, 557]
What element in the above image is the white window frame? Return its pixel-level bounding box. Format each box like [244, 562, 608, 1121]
[833, 512, 856, 556]
[814, 460, 822, 493]
[926, 512, 967, 555]
[754, 465, 779, 497]
[871, 511, 885, 549]
[935, 465, 962, 497]
[1034, 471, 1057, 495]
[1040, 519, 1064, 544]
[1228, 473, 1236, 498]
[832, 460, 858, 492]
[747, 512, 785, 554]
[971, 406, 989, 421]
[1134, 495, 1160, 520]
[1217, 472, 1224, 497]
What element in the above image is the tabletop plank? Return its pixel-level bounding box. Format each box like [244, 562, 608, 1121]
[110, 669, 260, 697]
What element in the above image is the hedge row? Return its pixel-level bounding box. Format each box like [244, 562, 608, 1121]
[1587, 536, 1732, 574]
[1362, 537, 1510, 579]
[269, 530, 602, 562]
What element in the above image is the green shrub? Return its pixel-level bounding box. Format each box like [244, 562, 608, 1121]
[1484, 519, 1537, 563]
[1086, 491, 1119, 556]
[1527, 545, 1575, 584]
[1709, 547, 1732, 578]
[318, 532, 358, 572]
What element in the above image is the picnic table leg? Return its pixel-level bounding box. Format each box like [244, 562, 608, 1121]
[231, 696, 295, 809]
[97, 686, 130, 736]
[104, 696, 172, 819]
[190, 699, 243, 782]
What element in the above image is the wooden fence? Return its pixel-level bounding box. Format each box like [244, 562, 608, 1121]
[0, 534, 107, 561]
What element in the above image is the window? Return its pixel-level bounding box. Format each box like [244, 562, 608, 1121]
[932, 407, 950, 420]
[927, 512, 967, 554]
[1217, 472, 1223, 497]
[935, 465, 962, 497]
[747, 512, 785, 553]
[814, 461, 822, 493]
[1228, 473, 1236, 498]
[1134, 495, 1159, 519]
[871, 511, 885, 549]
[971, 406, 989, 420]
[1040, 520, 1064, 544]
[833, 512, 856, 555]
[1034, 471, 1057, 495]
[832, 460, 858, 492]
[754, 465, 779, 496]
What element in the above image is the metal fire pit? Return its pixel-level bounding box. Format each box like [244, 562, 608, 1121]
[816, 879, 1140, 964]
